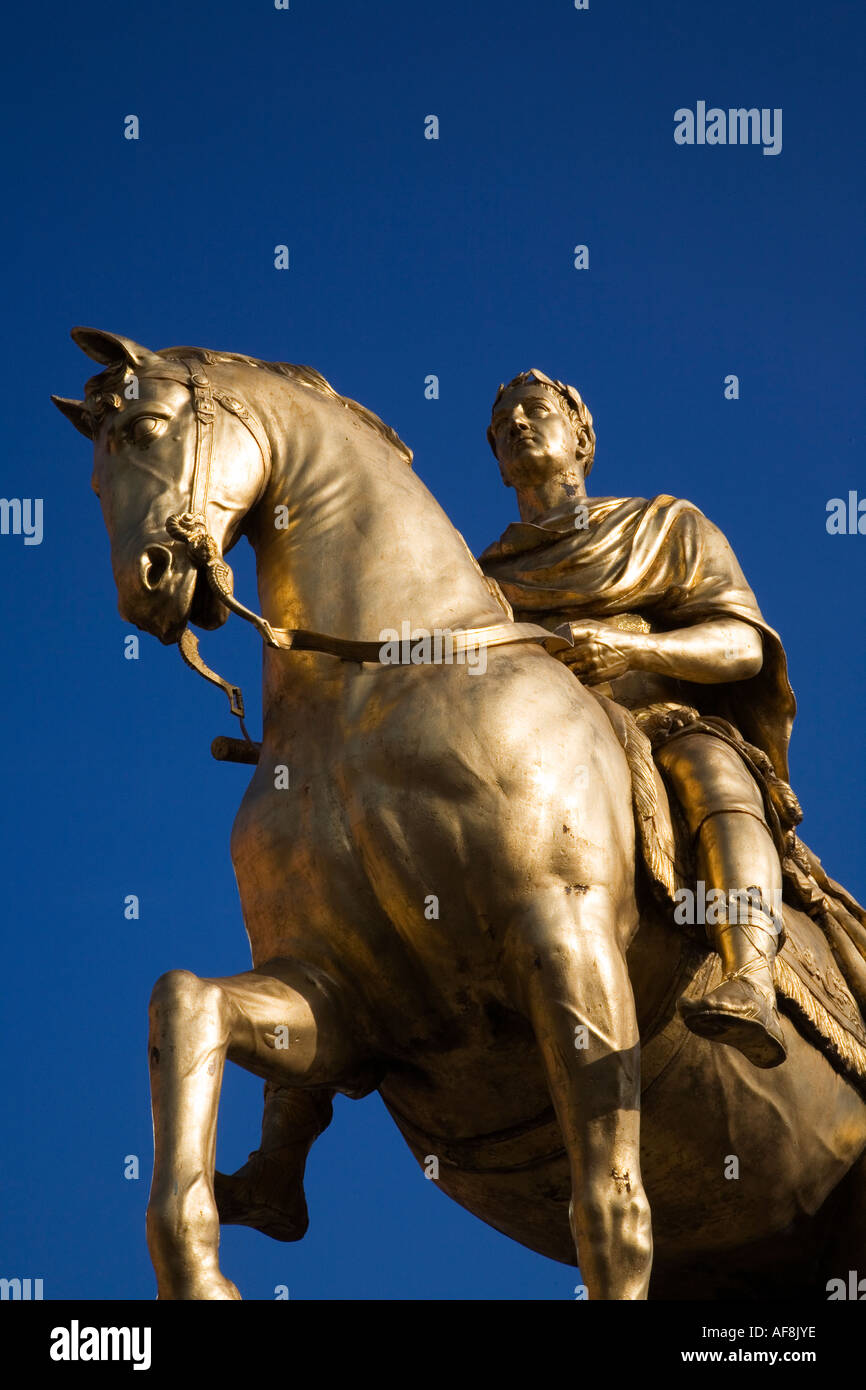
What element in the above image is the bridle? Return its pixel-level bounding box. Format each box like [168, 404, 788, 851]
[142, 358, 571, 746]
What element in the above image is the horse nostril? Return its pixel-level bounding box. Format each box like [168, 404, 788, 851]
[141, 545, 172, 591]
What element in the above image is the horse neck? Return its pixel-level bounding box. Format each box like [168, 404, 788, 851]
[241, 375, 504, 641]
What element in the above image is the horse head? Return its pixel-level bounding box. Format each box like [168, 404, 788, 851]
[52, 328, 270, 645]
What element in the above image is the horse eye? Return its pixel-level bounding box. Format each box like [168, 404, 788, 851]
[129, 415, 165, 445]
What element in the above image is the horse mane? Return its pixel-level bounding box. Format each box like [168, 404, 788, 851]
[85, 346, 414, 467]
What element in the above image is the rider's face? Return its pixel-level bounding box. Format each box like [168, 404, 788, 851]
[489, 386, 579, 489]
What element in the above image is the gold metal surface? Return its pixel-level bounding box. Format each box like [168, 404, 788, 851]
[54, 337, 866, 1300]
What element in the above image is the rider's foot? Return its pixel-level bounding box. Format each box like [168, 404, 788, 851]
[214, 1143, 311, 1242]
[678, 974, 787, 1068]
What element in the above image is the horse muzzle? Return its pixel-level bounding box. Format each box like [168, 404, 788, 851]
[115, 539, 229, 644]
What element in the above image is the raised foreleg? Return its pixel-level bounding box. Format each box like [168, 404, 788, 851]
[214, 1084, 334, 1241]
[146, 959, 365, 1300]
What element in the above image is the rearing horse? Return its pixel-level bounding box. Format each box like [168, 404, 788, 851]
[53, 329, 866, 1300]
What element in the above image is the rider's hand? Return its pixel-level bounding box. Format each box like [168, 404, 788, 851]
[557, 620, 643, 684]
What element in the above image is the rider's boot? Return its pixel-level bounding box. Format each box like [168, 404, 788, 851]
[678, 905, 787, 1068]
[214, 1084, 334, 1241]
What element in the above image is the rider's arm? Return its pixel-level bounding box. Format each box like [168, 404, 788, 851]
[562, 617, 763, 685]
[627, 618, 763, 684]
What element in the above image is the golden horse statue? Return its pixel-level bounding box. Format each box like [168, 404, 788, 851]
[53, 328, 866, 1300]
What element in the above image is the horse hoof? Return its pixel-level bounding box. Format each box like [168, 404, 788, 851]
[215, 1148, 310, 1242]
[158, 1274, 242, 1301]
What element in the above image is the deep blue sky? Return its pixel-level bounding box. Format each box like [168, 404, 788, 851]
[1, 0, 864, 1300]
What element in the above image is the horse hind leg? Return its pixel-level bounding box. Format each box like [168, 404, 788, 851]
[146, 959, 363, 1300]
[501, 885, 652, 1300]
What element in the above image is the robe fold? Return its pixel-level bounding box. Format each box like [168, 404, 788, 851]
[479, 494, 797, 781]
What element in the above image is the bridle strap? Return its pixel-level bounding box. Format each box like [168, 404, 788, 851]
[210, 387, 271, 486]
[131, 358, 273, 475]
[262, 618, 570, 663]
[161, 358, 273, 738]
[178, 627, 248, 726]
[184, 361, 216, 519]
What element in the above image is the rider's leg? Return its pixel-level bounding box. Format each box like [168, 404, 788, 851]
[655, 732, 786, 1067]
[146, 960, 364, 1299]
[501, 886, 653, 1300]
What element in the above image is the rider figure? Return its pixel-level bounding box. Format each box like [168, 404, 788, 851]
[481, 369, 797, 1069]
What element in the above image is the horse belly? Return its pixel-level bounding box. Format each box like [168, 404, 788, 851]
[379, 1046, 577, 1267]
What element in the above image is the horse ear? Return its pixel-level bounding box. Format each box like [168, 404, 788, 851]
[51, 395, 94, 439]
[70, 326, 160, 369]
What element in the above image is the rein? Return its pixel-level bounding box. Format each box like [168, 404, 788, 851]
[159, 361, 570, 746]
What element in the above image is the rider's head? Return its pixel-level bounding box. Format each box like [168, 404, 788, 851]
[487, 370, 595, 492]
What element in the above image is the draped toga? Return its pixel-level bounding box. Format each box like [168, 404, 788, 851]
[479, 494, 797, 781]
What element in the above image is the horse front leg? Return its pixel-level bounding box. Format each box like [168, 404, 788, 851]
[146, 960, 360, 1300]
[146, 969, 238, 1300]
[214, 1083, 334, 1242]
[502, 886, 652, 1300]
